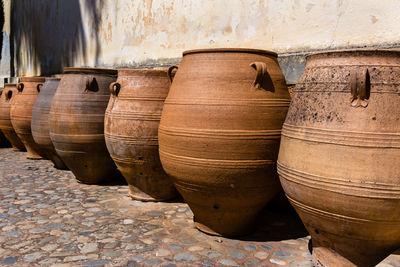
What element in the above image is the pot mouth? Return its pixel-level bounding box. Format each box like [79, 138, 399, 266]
[183, 48, 277, 57]
[45, 77, 61, 81]
[4, 83, 16, 86]
[20, 77, 46, 82]
[307, 48, 400, 59]
[63, 67, 117, 75]
[117, 68, 167, 75]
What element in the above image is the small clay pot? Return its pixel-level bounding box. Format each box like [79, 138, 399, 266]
[105, 69, 178, 201]
[159, 48, 291, 236]
[0, 84, 25, 151]
[49, 68, 118, 183]
[31, 78, 67, 169]
[10, 77, 45, 159]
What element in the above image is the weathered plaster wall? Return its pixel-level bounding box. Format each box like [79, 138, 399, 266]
[0, 0, 10, 84]
[6, 0, 400, 83]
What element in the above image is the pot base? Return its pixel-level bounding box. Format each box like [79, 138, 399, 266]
[27, 153, 44, 160]
[193, 217, 254, 237]
[2, 130, 25, 151]
[194, 221, 222, 236]
[128, 185, 170, 202]
[312, 246, 356, 267]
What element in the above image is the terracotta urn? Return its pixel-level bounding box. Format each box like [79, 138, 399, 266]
[105, 69, 178, 201]
[0, 84, 25, 151]
[158, 48, 291, 236]
[31, 78, 67, 169]
[10, 77, 45, 159]
[278, 49, 400, 267]
[49, 68, 118, 183]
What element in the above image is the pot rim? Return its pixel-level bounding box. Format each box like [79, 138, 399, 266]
[45, 77, 61, 81]
[63, 67, 117, 75]
[117, 68, 167, 75]
[183, 48, 277, 57]
[20, 77, 46, 82]
[307, 48, 400, 59]
[4, 83, 17, 86]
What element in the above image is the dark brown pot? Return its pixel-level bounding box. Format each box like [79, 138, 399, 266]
[0, 84, 25, 151]
[31, 78, 67, 169]
[105, 69, 178, 201]
[49, 68, 118, 183]
[10, 77, 45, 159]
[278, 49, 400, 267]
[159, 48, 291, 236]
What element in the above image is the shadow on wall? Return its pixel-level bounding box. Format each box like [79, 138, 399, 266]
[10, 0, 103, 76]
[0, 1, 4, 62]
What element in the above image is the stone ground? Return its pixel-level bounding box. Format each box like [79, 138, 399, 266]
[0, 147, 399, 267]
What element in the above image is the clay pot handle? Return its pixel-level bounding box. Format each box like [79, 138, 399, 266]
[350, 68, 370, 108]
[4, 90, 12, 101]
[109, 82, 121, 97]
[250, 62, 268, 89]
[167, 65, 179, 83]
[16, 83, 24, 93]
[85, 77, 99, 92]
[36, 83, 43, 93]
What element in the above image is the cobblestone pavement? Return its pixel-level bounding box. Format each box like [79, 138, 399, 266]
[0, 148, 399, 267]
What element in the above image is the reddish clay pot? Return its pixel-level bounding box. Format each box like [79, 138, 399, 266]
[278, 49, 400, 267]
[31, 78, 67, 169]
[49, 68, 118, 183]
[10, 77, 45, 159]
[0, 84, 25, 151]
[159, 48, 291, 236]
[105, 69, 178, 201]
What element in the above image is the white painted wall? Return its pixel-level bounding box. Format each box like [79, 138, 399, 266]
[7, 0, 400, 77]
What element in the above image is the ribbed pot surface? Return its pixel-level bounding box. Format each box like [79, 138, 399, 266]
[32, 78, 67, 169]
[159, 48, 290, 236]
[277, 49, 400, 267]
[0, 84, 25, 151]
[10, 77, 45, 159]
[49, 68, 118, 183]
[105, 69, 178, 201]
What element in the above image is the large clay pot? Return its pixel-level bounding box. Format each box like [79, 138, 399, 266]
[105, 69, 178, 201]
[10, 77, 45, 159]
[277, 49, 400, 267]
[0, 84, 25, 151]
[31, 78, 67, 169]
[159, 48, 291, 236]
[49, 68, 118, 183]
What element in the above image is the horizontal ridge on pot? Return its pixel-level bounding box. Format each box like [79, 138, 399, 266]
[0, 83, 25, 151]
[105, 69, 178, 201]
[277, 49, 400, 267]
[31, 78, 67, 169]
[49, 67, 118, 183]
[10, 77, 46, 159]
[159, 48, 291, 236]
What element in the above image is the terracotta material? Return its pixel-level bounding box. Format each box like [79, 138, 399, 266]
[49, 68, 118, 183]
[277, 49, 400, 267]
[31, 78, 67, 169]
[10, 77, 45, 159]
[0, 84, 25, 151]
[105, 69, 178, 201]
[159, 48, 291, 236]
